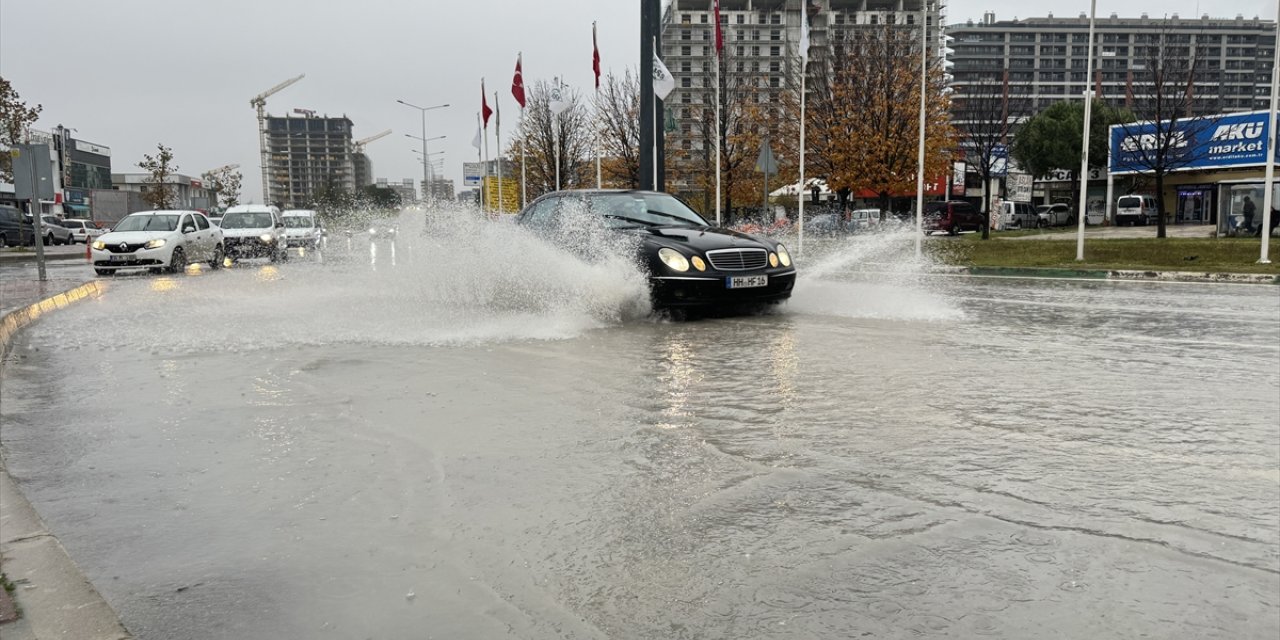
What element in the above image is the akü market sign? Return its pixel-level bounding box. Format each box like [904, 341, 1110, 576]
[1109, 109, 1276, 176]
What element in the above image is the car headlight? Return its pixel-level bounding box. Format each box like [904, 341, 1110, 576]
[690, 256, 707, 271]
[91, 240, 106, 250]
[144, 238, 166, 249]
[260, 234, 275, 243]
[769, 252, 779, 267]
[658, 247, 690, 272]
[368, 228, 377, 235]
[776, 243, 792, 267]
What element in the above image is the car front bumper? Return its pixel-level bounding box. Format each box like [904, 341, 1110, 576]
[224, 237, 280, 258]
[649, 270, 797, 307]
[91, 245, 175, 269]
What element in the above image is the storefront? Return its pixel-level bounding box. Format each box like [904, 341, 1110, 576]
[1109, 110, 1277, 232]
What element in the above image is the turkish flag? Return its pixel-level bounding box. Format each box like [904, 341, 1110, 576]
[482, 80, 493, 128]
[592, 23, 601, 89]
[511, 54, 526, 108]
[714, 0, 723, 55]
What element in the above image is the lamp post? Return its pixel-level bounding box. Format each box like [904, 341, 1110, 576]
[406, 133, 446, 202]
[396, 100, 448, 204]
[1075, 0, 1097, 261]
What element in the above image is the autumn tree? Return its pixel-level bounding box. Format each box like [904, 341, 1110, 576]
[1110, 26, 1219, 238]
[508, 80, 594, 200]
[0, 76, 43, 183]
[596, 69, 641, 188]
[803, 23, 956, 214]
[201, 165, 243, 210]
[952, 73, 1031, 238]
[137, 143, 178, 209]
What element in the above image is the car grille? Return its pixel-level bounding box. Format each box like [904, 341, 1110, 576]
[706, 248, 768, 271]
[106, 242, 147, 254]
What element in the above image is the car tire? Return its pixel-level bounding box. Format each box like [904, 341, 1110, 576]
[1038, 219, 1049, 229]
[210, 245, 224, 269]
[0, 233, 7, 247]
[94, 268, 114, 276]
[168, 247, 187, 273]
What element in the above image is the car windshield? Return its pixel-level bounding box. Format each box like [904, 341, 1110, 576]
[579, 193, 708, 228]
[1118, 197, 1141, 208]
[283, 217, 313, 228]
[113, 214, 178, 232]
[221, 212, 274, 229]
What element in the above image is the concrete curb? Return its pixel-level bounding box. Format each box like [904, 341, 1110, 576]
[0, 281, 131, 640]
[0, 252, 88, 264]
[951, 266, 1279, 284]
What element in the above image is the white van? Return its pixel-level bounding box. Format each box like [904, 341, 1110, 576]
[1115, 195, 1158, 226]
[995, 201, 1036, 230]
[220, 204, 289, 262]
[281, 209, 323, 249]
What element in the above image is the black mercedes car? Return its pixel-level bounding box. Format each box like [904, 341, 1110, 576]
[516, 190, 796, 309]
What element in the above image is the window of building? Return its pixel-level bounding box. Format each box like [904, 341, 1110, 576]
[681, 14, 690, 24]
[770, 45, 780, 56]
[769, 61, 780, 72]
[770, 29, 780, 41]
[770, 77, 780, 88]
[751, 45, 760, 56]
[770, 14, 780, 25]
[681, 45, 691, 56]
[907, 14, 915, 25]
[700, 14, 707, 24]
[681, 77, 692, 88]
[737, 14, 745, 24]
[681, 30, 691, 40]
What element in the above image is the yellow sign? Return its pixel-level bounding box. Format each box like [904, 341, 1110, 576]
[9, 148, 19, 159]
[482, 176, 520, 213]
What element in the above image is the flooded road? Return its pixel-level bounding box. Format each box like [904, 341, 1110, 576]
[2, 216, 1278, 639]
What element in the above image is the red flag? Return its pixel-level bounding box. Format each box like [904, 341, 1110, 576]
[714, 0, 723, 55]
[592, 22, 601, 89]
[481, 79, 493, 128]
[511, 54, 526, 108]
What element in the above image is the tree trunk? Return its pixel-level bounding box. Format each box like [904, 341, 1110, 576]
[980, 170, 991, 240]
[878, 191, 890, 216]
[1155, 171, 1167, 238]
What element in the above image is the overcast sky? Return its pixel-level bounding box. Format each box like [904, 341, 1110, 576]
[2, 0, 1274, 201]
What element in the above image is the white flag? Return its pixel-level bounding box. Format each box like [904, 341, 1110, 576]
[549, 80, 570, 116]
[653, 50, 675, 100]
[471, 118, 482, 150]
[800, 11, 811, 65]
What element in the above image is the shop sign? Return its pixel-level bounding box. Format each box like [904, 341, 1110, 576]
[1110, 109, 1277, 175]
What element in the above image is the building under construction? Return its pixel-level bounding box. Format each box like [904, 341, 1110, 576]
[265, 113, 356, 209]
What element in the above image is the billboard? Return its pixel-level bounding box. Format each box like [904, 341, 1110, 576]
[1110, 110, 1277, 176]
[463, 162, 484, 186]
[482, 176, 519, 213]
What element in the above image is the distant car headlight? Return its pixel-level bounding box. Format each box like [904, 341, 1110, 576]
[776, 243, 792, 267]
[658, 247, 690, 272]
[144, 238, 166, 249]
[690, 255, 707, 271]
[260, 234, 275, 243]
[368, 228, 377, 235]
[91, 240, 106, 250]
[769, 252, 779, 267]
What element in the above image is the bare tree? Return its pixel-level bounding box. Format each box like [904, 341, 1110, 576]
[202, 166, 243, 210]
[953, 72, 1031, 238]
[508, 80, 594, 199]
[0, 76, 43, 183]
[137, 143, 178, 209]
[1112, 26, 1219, 238]
[596, 69, 641, 188]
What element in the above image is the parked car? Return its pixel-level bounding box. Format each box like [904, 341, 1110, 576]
[60, 219, 107, 244]
[1115, 195, 1159, 226]
[518, 190, 796, 310]
[209, 216, 223, 227]
[1035, 203, 1074, 227]
[848, 209, 883, 232]
[220, 204, 289, 262]
[996, 201, 1037, 230]
[923, 201, 983, 236]
[25, 215, 75, 245]
[90, 210, 224, 275]
[282, 209, 324, 249]
[0, 205, 34, 247]
[806, 213, 849, 235]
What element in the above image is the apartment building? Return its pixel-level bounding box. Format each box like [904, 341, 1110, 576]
[265, 113, 356, 210]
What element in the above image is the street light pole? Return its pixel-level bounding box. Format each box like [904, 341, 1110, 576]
[397, 100, 448, 204]
[1076, 0, 1097, 262]
[1259, 5, 1278, 264]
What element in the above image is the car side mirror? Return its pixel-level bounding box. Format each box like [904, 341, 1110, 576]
[183, 226, 196, 234]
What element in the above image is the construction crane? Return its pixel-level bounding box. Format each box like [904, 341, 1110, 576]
[206, 163, 241, 174]
[354, 129, 392, 154]
[250, 74, 305, 205]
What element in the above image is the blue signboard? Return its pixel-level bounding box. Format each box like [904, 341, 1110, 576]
[1109, 110, 1277, 175]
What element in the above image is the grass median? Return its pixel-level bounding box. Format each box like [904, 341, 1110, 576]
[927, 235, 1280, 274]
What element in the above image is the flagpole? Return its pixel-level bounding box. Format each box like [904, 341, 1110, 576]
[798, 47, 806, 258]
[914, 3, 929, 259]
[521, 108, 527, 208]
[483, 80, 491, 215]
[715, 47, 722, 226]
[554, 78, 562, 192]
[595, 22, 603, 189]
[496, 91, 503, 214]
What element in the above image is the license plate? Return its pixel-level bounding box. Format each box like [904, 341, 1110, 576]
[727, 275, 768, 289]
[108, 254, 132, 263]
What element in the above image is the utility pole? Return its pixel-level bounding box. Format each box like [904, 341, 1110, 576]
[639, 0, 654, 190]
[15, 146, 47, 281]
[650, 0, 665, 191]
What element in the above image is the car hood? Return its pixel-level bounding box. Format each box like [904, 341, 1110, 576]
[97, 230, 172, 244]
[222, 227, 275, 238]
[630, 225, 778, 252]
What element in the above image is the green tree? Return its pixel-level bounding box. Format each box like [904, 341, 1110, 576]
[137, 143, 179, 209]
[361, 185, 400, 210]
[0, 76, 43, 183]
[1011, 100, 1131, 220]
[201, 166, 243, 211]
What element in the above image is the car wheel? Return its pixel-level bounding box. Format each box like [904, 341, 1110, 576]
[1038, 219, 1049, 229]
[168, 247, 187, 273]
[0, 233, 7, 247]
[270, 246, 280, 263]
[210, 244, 224, 269]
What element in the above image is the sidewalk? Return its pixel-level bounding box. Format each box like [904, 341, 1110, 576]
[0, 275, 130, 639]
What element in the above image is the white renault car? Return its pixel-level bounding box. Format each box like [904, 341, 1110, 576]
[281, 209, 323, 249]
[90, 210, 224, 276]
[220, 204, 289, 263]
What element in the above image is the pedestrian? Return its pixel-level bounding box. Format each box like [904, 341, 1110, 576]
[1241, 195, 1257, 235]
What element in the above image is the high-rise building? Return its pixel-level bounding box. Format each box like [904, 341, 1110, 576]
[659, 0, 945, 193]
[352, 152, 374, 188]
[375, 178, 417, 204]
[948, 12, 1277, 120]
[265, 113, 356, 209]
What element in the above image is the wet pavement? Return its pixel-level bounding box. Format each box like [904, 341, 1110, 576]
[1, 213, 1278, 639]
